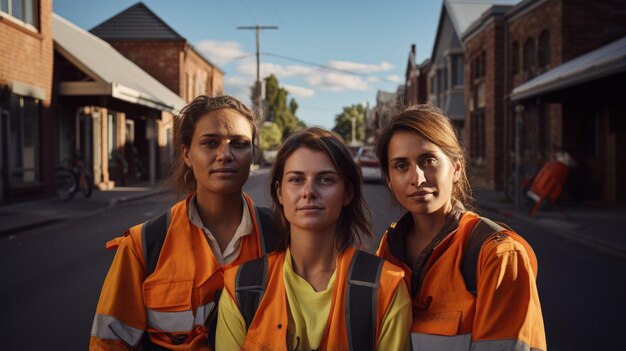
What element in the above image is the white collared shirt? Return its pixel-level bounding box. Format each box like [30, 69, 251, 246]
[188, 194, 252, 265]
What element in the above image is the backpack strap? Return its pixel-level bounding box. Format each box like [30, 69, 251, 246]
[235, 255, 269, 329]
[461, 217, 509, 295]
[141, 209, 172, 277]
[253, 205, 279, 254]
[346, 250, 384, 351]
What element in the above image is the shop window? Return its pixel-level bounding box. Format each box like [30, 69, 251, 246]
[1, 0, 39, 29]
[539, 30, 551, 68]
[9, 94, 40, 184]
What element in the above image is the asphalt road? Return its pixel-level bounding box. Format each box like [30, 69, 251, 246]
[1, 171, 623, 350]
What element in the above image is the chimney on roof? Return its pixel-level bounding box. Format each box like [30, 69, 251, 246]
[411, 44, 416, 54]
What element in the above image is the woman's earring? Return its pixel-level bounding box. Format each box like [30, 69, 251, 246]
[184, 168, 194, 187]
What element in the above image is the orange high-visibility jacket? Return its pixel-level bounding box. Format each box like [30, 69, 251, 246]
[222, 247, 405, 350]
[377, 211, 547, 351]
[90, 193, 268, 350]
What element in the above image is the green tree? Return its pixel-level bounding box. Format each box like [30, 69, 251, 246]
[332, 104, 365, 144]
[260, 122, 283, 150]
[263, 74, 306, 140]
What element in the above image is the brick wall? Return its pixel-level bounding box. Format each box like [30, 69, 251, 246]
[108, 40, 185, 96]
[562, 0, 626, 62]
[184, 48, 224, 100]
[1, 0, 55, 198]
[464, 19, 508, 189]
[0, 0, 53, 101]
[508, 0, 563, 88]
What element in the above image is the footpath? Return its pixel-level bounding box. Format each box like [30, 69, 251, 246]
[1, 184, 625, 261]
[0, 184, 169, 237]
[473, 188, 626, 261]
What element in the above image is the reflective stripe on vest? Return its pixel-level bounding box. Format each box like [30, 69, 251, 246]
[91, 313, 144, 347]
[411, 332, 471, 351]
[411, 333, 544, 351]
[146, 301, 215, 333]
[471, 338, 544, 351]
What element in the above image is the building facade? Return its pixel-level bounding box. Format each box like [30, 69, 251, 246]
[404, 44, 430, 106]
[463, 0, 626, 200]
[1, 0, 54, 203]
[429, 1, 520, 140]
[90, 2, 224, 103]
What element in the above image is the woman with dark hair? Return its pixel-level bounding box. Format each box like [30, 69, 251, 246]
[216, 127, 411, 350]
[375, 104, 546, 351]
[90, 95, 277, 350]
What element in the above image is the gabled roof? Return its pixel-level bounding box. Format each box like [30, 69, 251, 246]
[432, 0, 521, 58]
[53, 13, 186, 112]
[446, 0, 519, 37]
[511, 36, 626, 101]
[90, 2, 183, 41]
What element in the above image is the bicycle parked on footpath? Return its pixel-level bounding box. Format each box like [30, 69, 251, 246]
[55, 153, 93, 201]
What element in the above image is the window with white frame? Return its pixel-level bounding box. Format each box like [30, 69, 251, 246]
[1, 0, 39, 29]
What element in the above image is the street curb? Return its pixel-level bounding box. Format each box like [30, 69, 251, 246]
[477, 202, 626, 262]
[1, 189, 169, 238]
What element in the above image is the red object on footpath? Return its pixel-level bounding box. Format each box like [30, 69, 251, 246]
[527, 161, 570, 217]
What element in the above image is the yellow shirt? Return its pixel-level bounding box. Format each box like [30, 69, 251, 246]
[216, 249, 412, 350]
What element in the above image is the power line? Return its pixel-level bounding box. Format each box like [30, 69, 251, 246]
[261, 52, 399, 84]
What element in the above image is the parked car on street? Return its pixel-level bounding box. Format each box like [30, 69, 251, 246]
[354, 146, 382, 182]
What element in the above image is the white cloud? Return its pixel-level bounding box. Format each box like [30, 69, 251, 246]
[195, 40, 248, 66]
[283, 84, 315, 98]
[305, 72, 368, 92]
[386, 74, 403, 83]
[367, 76, 381, 83]
[236, 61, 314, 78]
[328, 60, 394, 73]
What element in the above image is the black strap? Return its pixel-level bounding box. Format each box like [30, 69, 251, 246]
[235, 255, 268, 328]
[346, 250, 384, 351]
[461, 217, 508, 295]
[206, 289, 222, 350]
[235, 251, 383, 350]
[141, 210, 171, 277]
[253, 205, 279, 254]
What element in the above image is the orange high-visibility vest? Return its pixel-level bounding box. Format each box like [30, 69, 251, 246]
[222, 247, 405, 350]
[90, 193, 271, 351]
[377, 211, 546, 351]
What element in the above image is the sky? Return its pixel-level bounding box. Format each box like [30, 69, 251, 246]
[53, 0, 442, 129]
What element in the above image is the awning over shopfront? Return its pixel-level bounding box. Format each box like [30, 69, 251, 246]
[511, 36, 626, 101]
[52, 13, 185, 112]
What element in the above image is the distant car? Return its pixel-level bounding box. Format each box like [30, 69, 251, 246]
[354, 146, 382, 182]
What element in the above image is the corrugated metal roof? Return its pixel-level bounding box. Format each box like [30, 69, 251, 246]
[445, 0, 520, 37]
[511, 36, 626, 101]
[53, 13, 186, 112]
[90, 2, 183, 41]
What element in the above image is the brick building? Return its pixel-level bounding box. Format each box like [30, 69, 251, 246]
[429, 0, 519, 140]
[404, 44, 430, 106]
[90, 2, 224, 102]
[463, 0, 626, 200]
[53, 14, 185, 190]
[1, 0, 54, 203]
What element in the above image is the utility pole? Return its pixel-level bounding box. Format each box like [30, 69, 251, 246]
[237, 25, 278, 112]
[237, 25, 278, 164]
